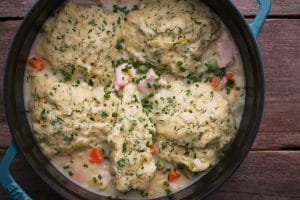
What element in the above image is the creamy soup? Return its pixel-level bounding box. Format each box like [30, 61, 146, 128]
[24, 0, 245, 198]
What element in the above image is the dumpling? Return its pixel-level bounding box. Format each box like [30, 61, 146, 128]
[107, 84, 156, 192]
[30, 72, 119, 156]
[151, 81, 235, 148]
[122, 0, 221, 76]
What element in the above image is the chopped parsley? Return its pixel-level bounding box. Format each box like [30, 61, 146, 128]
[141, 97, 153, 112]
[165, 188, 171, 195]
[83, 164, 88, 168]
[226, 79, 235, 94]
[112, 112, 118, 118]
[163, 181, 170, 187]
[122, 143, 128, 152]
[60, 64, 75, 81]
[117, 159, 125, 167]
[156, 160, 165, 170]
[40, 109, 48, 120]
[88, 19, 97, 26]
[101, 111, 109, 118]
[187, 60, 225, 84]
[87, 79, 94, 86]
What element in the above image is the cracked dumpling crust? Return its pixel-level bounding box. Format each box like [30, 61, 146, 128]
[30, 72, 119, 157]
[123, 0, 221, 76]
[35, 2, 123, 83]
[107, 84, 156, 192]
[152, 81, 236, 149]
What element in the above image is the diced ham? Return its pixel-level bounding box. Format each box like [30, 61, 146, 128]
[137, 68, 157, 94]
[74, 168, 89, 182]
[114, 63, 136, 91]
[99, 168, 112, 188]
[216, 41, 235, 68]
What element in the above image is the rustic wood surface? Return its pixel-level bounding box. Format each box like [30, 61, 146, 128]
[0, 0, 299, 199]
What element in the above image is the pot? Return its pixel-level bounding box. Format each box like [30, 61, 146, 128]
[0, 0, 271, 199]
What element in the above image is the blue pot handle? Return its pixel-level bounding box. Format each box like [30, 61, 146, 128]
[249, 0, 272, 38]
[0, 141, 31, 200]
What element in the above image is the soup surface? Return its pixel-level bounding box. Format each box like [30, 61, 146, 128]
[24, 0, 245, 198]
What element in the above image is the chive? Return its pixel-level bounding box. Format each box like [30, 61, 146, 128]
[112, 112, 118, 118]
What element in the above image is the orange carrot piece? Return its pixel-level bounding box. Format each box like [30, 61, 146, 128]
[210, 76, 221, 88]
[28, 57, 45, 71]
[89, 148, 104, 164]
[168, 170, 181, 182]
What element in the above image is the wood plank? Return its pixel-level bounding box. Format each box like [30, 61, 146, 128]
[0, 0, 36, 18]
[253, 19, 300, 150]
[232, 0, 300, 17]
[208, 151, 300, 200]
[0, 21, 20, 148]
[0, 0, 299, 18]
[0, 150, 299, 199]
[0, 19, 299, 150]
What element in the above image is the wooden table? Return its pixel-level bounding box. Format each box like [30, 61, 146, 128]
[0, 0, 299, 199]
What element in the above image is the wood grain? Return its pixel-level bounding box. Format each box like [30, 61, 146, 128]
[0, 150, 299, 199]
[0, 21, 19, 148]
[208, 151, 300, 200]
[232, 0, 300, 17]
[0, 0, 299, 18]
[0, 19, 299, 150]
[253, 19, 300, 150]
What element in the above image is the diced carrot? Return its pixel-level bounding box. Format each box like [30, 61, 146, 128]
[28, 57, 45, 71]
[225, 71, 234, 80]
[168, 170, 181, 182]
[149, 144, 157, 155]
[210, 76, 221, 89]
[89, 148, 104, 164]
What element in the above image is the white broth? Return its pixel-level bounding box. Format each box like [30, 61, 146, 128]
[24, 0, 245, 198]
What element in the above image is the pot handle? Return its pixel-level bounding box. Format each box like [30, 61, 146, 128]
[249, 0, 272, 38]
[0, 141, 31, 200]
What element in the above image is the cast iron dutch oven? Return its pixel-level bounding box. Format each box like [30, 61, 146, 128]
[0, 0, 271, 199]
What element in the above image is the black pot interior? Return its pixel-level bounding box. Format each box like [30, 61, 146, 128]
[4, 0, 264, 199]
